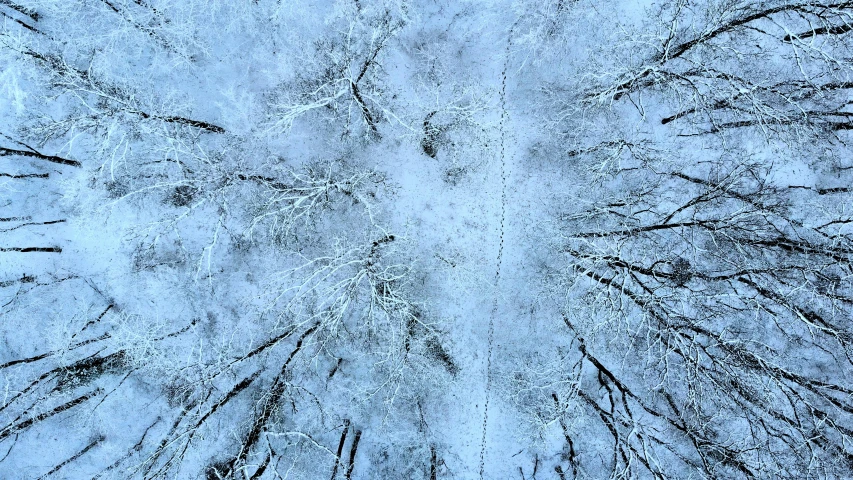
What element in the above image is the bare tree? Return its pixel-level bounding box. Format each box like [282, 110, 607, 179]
[513, 0, 853, 477]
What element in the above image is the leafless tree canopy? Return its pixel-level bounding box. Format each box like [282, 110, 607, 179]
[1, 0, 852, 478]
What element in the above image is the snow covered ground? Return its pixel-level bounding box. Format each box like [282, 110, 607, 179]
[3, 0, 853, 478]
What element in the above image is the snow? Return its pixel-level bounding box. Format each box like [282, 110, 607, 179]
[2, 0, 853, 478]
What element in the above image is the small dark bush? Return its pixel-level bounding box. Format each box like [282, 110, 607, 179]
[421, 111, 442, 158]
[443, 165, 468, 186]
[163, 380, 193, 408]
[425, 338, 459, 376]
[670, 257, 692, 286]
[168, 185, 198, 207]
[105, 180, 130, 198]
[56, 351, 127, 391]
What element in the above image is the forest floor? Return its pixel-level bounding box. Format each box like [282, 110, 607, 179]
[375, 19, 561, 477]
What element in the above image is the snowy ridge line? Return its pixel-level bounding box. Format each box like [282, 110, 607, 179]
[479, 23, 513, 480]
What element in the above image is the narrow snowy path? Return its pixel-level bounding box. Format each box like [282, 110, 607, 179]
[478, 23, 514, 480]
[375, 12, 537, 478]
